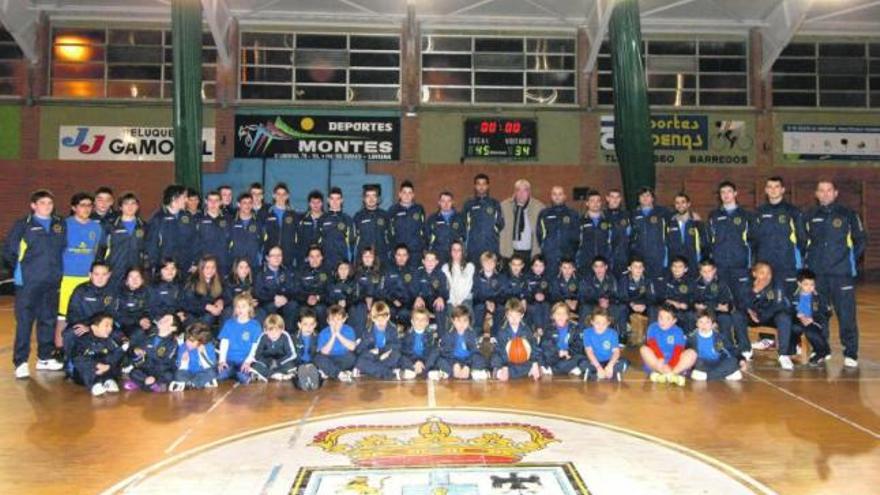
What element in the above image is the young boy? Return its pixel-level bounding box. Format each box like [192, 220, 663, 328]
[578, 256, 625, 331]
[354, 302, 402, 380]
[640, 305, 697, 386]
[472, 251, 508, 336]
[550, 259, 580, 317]
[400, 308, 438, 380]
[689, 309, 746, 381]
[293, 309, 319, 367]
[525, 256, 551, 334]
[693, 259, 749, 358]
[125, 313, 181, 392]
[582, 308, 628, 381]
[384, 244, 417, 326]
[491, 299, 541, 381]
[171, 323, 218, 391]
[540, 303, 584, 377]
[652, 256, 694, 333]
[791, 269, 832, 367]
[618, 256, 654, 345]
[432, 305, 489, 381]
[415, 250, 449, 332]
[71, 313, 124, 396]
[314, 304, 359, 382]
[251, 314, 298, 381]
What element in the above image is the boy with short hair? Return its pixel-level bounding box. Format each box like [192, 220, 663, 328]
[693, 259, 749, 358]
[314, 304, 359, 382]
[652, 255, 695, 333]
[550, 259, 580, 316]
[491, 299, 541, 381]
[433, 305, 489, 381]
[71, 313, 124, 396]
[293, 308, 319, 367]
[472, 251, 508, 335]
[540, 303, 584, 377]
[791, 269, 832, 367]
[415, 250, 449, 331]
[251, 314, 298, 381]
[171, 323, 218, 390]
[689, 309, 746, 381]
[384, 244, 418, 326]
[354, 302, 402, 380]
[578, 256, 625, 331]
[582, 308, 628, 381]
[400, 307, 438, 380]
[125, 313, 181, 392]
[618, 256, 654, 345]
[640, 305, 696, 386]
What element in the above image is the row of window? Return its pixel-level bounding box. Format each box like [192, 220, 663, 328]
[0, 27, 877, 108]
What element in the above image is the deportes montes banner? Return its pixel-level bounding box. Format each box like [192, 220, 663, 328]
[235, 114, 400, 161]
[59, 126, 215, 162]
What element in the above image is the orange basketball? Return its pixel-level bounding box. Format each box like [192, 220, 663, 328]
[507, 336, 531, 365]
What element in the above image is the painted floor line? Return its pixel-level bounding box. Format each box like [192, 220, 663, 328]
[165, 383, 239, 455]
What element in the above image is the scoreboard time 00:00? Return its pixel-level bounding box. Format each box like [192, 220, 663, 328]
[464, 118, 537, 159]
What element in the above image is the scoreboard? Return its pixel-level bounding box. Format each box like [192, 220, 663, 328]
[463, 118, 537, 159]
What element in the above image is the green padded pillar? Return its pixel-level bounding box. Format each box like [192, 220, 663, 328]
[172, 0, 203, 190]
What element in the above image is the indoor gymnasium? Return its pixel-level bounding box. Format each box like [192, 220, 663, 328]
[0, 1, 878, 494]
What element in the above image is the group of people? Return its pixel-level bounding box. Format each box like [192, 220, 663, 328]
[2, 174, 865, 396]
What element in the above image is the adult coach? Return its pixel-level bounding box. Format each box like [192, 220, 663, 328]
[803, 180, 866, 368]
[500, 179, 544, 263]
[464, 174, 504, 263]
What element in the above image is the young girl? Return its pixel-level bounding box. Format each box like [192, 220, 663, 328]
[147, 258, 184, 321]
[125, 313, 181, 392]
[526, 255, 551, 335]
[251, 314, 297, 381]
[582, 308, 629, 381]
[217, 294, 262, 384]
[491, 299, 541, 382]
[71, 313, 125, 396]
[442, 240, 474, 311]
[329, 261, 365, 337]
[689, 309, 745, 381]
[171, 323, 218, 390]
[355, 247, 383, 317]
[640, 305, 696, 386]
[540, 303, 584, 377]
[115, 267, 151, 349]
[354, 302, 402, 380]
[182, 255, 225, 326]
[432, 305, 488, 381]
[223, 258, 255, 311]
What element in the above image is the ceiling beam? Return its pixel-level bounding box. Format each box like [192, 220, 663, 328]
[0, 0, 40, 64]
[759, 0, 815, 78]
[201, 0, 233, 66]
[641, 0, 699, 18]
[804, 0, 880, 24]
[583, 0, 614, 73]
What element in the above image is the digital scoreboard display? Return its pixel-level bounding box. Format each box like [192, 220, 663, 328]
[464, 118, 537, 159]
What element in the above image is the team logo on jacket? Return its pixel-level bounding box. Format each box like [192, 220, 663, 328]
[89, 231, 97, 241]
[412, 212, 420, 220]
[486, 206, 495, 215]
[404, 273, 413, 283]
[337, 222, 346, 231]
[603, 340, 611, 350]
[157, 346, 166, 357]
[832, 218, 843, 228]
[136, 228, 144, 238]
[371, 275, 380, 284]
[650, 216, 658, 224]
[452, 222, 459, 229]
[220, 219, 227, 228]
[53, 224, 63, 233]
[377, 218, 385, 226]
[601, 222, 609, 230]
[710, 283, 718, 293]
[678, 285, 688, 294]
[562, 216, 571, 224]
[620, 218, 628, 226]
[688, 228, 696, 235]
[568, 283, 577, 292]
[666, 335, 675, 345]
[285, 216, 293, 224]
[103, 296, 113, 306]
[319, 273, 328, 282]
[432, 279, 440, 289]
[767, 291, 775, 300]
[778, 215, 787, 223]
[733, 217, 742, 226]
[540, 281, 548, 289]
[248, 224, 257, 233]
[181, 215, 190, 224]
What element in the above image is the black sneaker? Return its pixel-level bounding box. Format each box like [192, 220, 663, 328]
[808, 353, 829, 367]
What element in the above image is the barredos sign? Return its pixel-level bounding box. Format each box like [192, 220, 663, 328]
[59, 126, 215, 162]
[235, 114, 400, 161]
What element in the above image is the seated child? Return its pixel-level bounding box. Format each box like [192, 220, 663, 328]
[124, 313, 182, 392]
[354, 301, 402, 380]
[491, 299, 541, 381]
[540, 302, 585, 377]
[790, 269, 832, 367]
[314, 304, 359, 382]
[71, 312, 124, 397]
[651, 256, 694, 333]
[693, 259, 749, 358]
[415, 251, 449, 333]
[432, 305, 489, 381]
[582, 308, 629, 381]
[115, 267, 151, 350]
[400, 307, 439, 380]
[293, 308, 319, 367]
[525, 255, 551, 334]
[639, 304, 697, 386]
[578, 256, 626, 330]
[171, 322, 218, 391]
[689, 309, 746, 381]
[251, 314, 297, 381]
[327, 261, 365, 337]
[472, 251, 508, 336]
[550, 259, 580, 318]
[618, 256, 653, 345]
[217, 293, 262, 384]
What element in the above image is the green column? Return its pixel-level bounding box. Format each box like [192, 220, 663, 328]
[172, 0, 203, 190]
[609, 0, 654, 209]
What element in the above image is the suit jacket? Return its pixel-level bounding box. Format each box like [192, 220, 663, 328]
[500, 197, 545, 258]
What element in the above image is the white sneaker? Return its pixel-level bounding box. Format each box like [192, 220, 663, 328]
[91, 383, 106, 396]
[569, 367, 582, 377]
[402, 369, 417, 380]
[843, 357, 859, 368]
[582, 369, 590, 381]
[778, 355, 794, 371]
[121, 365, 133, 374]
[168, 381, 186, 392]
[540, 366, 553, 376]
[351, 368, 361, 378]
[103, 379, 120, 393]
[393, 369, 402, 380]
[427, 370, 447, 381]
[741, 350, 753, 361]
[270, 372, 284, 381]
[725, 370, 743, 381]
[691, 370, 708, 381]
[14, 363, 30, 379]
[280, 373, 294, 381]
[36, 359, 64, 371]
[338, 371, 353, 383]
[204, 379, 219, 388]
[471, 370, 489, 381]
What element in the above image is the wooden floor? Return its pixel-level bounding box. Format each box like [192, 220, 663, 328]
[1, 288, 879, 495]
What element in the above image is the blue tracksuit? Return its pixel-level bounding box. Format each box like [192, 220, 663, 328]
[525, 271, 551, 331]
[537, 204, 580, 273]
[388, 203, 426, 264]
[71, 333, 125, 388]
[426, 209, 466, 264]
[294, 264, 331, 326]
[228, 215, 264, 270]
[355, 324, 402, 379]
[629, 206, 671, 280]
[62, 282, 118, 360]
[491, 323, 540, 378]
[263, 206, 299, 269]
[666, 216, 707, 274]
[4, 214, 66, 366]
[540, 323, 585, 374]
[576, 214, 613, 274]
[400, 328, 439, 374]
[314, 324, 358, 377]
[251, 330, 297, 378]
[194, 211, 232, 273]
[293, 332, 318, 365]
[652, 273, 695, 332]
[115, 286, 149, 344]
[319, 210, 354, 269]
[550, 274, 580, 304]
[790, 289, 832, 358]
[472, 270, 508, 335]
[803, 202, 866, 360]
[416, 266, 450, 330]
[254, 265, 298, 327]
[129, 333, 178, 389]
[436, 328, 487, 376]
[753, 202, 804, 293]
[707, 206, 754, 293]
[104, 216, 147, 290]
[688, 330, 740, 380]
[294, 212, 324, 266]
[605, 208, 631, 278]
[353, 207, 391, 262]
[175, 342, 218, 388]
[693, 276, 747, 354]
[181, 283, 224, 326]
[463, 195, 504, 262]
[145, 207, 197, 272]
[578, 273, 626, 329]
[738, 281, 791, 357]
[147, 280, 182, 320]
[384, 264, 417, 324]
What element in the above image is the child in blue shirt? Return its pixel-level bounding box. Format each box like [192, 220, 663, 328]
[314, 304, 359, 382]
[217, 294, 262, 384]
[294, 308, 319, 365]
[582, 308, 628, 381]
[491, 299, 541, 381]
[640, 305, 696, 386]
[540, 302, 585, 377]
[689, 309, 746, 381]
[400, 307, 438, 380]
[791, 269, 832, 367]
[354, 301, 402, 380]
[171, 322, 218, 391]
[432, 305, 489, 381]
[250, 314, 297, 381]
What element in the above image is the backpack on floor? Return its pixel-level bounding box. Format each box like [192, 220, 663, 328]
[295, 363, 322, 391]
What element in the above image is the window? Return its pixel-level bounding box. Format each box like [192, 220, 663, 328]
[239, 31, 400, 102]
[773, 41, 878, 108]
[597, 38, 748, 107]
[421, 35, 576, 105]
[50, 26, 216, 99]
[0, 28, 23, 96]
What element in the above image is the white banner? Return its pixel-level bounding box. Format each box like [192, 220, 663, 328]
[59, 126, 215, 162]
